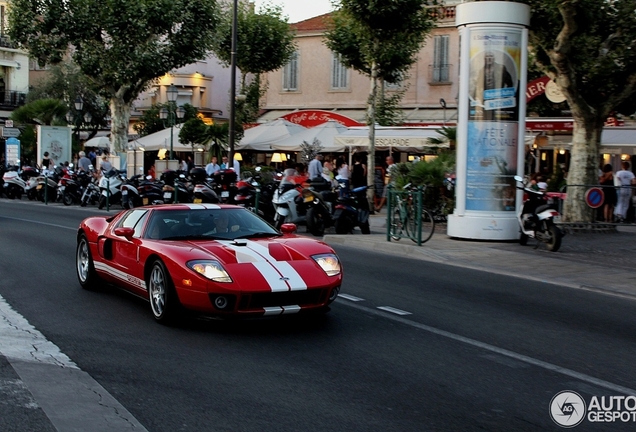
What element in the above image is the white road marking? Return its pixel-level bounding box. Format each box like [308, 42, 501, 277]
[339, 300, 636, 396]
[377, 306, 412, 316]
[339, 294, 364, 302]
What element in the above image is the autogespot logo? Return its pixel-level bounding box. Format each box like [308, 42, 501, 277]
[550, 391, 586, 428]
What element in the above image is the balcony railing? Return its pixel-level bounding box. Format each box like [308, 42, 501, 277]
[0, 35, 18, 49]
[0, 91, 27, 109]
[428, 64, 454, 84]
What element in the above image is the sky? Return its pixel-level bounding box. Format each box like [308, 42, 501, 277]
[252, 0, 334, 23]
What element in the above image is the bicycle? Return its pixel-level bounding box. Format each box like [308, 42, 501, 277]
[389, 183, 435, 244]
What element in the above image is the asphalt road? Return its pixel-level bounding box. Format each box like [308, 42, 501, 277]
[1, 199, 636, 431]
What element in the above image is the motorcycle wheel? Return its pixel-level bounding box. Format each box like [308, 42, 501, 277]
[306, 207, 325, 236]
[545, 224, 562, 252]
[359, 221, 370, 235]
[63, 191, 74, 206]
[274, 214, 284, 231]
[98, 195, 107, 210]
[519, 232, 529, 245]
[334, 215, 351, 234]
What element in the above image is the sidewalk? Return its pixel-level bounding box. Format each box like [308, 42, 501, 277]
[323, 209, 636, 299]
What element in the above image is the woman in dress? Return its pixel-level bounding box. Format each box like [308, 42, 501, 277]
[599, 164, 616, 222]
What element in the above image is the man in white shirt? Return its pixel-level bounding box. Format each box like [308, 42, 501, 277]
[232, 155, 241, 179]
[206, 156, 220, 177]
[614, 161, 636, 222]
[308, 154, 323, 180]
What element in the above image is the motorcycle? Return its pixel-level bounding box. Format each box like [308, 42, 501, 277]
[333, 183, 371, 235]
[212, 168, 238, 203]
[98, 168, 127, 209]
[271, 169, 307, 230]
[302, 177, 339, 236]
[161, 170, 193, 204]
[37, 166, 64, 203]
[514, 175, 564, 252]
[233, 168, 276, 224]
[22, 166, 41, 201]
[80, 168, 101, 207]
[190, 167, 219, 204]
[60, 166, 91, 206]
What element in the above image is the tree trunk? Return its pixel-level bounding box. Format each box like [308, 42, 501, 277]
[562, 117, 603, 222]
[110, 90, 131, 153]
[366, 60, 378, 209]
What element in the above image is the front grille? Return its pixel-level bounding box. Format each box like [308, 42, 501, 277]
[240, 289, 327, 310]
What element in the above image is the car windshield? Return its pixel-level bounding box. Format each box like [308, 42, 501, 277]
[145, 207, 280, 241]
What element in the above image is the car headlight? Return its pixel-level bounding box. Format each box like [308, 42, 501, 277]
[312, 253, 341, 276]
[187, 260, 232, 283]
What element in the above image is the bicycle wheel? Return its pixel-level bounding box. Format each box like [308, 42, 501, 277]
[405, 205, 417, 241]
[419, 208, 435, 243]
[390, 208, 403, 241]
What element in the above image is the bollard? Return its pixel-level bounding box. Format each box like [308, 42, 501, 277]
[174, 178, 178, 204]
[44, 172, 48, 205]
[386, 185, 394, 242]
[416, 186, 423, 246]
[106, 177, 110, 211]
[255, 188, 260, 215]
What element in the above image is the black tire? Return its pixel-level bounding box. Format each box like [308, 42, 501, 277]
[76, 234, 100, 290]
[519, 232, 529, 246]
[274, 214, 284, 230]
[359, 221, 370, 235]
[390, 208, 402, 241]
[545, 224, 562, 252]
[63, 191, 74, 206]
[334, 214, 350, 234]
[98, 195, 106, 210]
[306, 207, 325, 236]
[147, 260, 181, 324]
[418, 209, 435, 244]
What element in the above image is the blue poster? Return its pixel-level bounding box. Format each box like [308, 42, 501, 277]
[5, 137, 20, 167]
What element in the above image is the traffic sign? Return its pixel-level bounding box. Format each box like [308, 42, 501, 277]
[1, 127, 21, 138]
[585, 187, 604, 209]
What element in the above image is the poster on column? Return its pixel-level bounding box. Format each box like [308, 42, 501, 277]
[36, 126, 72, 167]
[466, 28, 522, 211]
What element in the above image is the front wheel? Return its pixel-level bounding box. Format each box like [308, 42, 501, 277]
[545, 224, 562, 252]
[418, 209, 435, 244]
[98, 194, 107, 210]
[147, 260, 181, 324]
[63, 191, 74, 206]
[334, 214, 351, 234]
[390, 208, 403, 241]
[76, 234, 100, 290]
[519, 232, 529, 246]
[306, 207, 325, 236]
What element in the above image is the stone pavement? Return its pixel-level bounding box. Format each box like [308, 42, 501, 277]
[323, 209, 636, 299]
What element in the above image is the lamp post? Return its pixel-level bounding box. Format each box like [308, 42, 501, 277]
[159, 84, 185, 161]
[66, 96, 92, 152]
[227, 0, 239, 163]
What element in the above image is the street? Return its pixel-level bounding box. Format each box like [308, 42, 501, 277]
[1, 200, 636, 431]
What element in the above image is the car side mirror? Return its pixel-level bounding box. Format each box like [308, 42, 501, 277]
[280, 223, 297, 234]
[114, 227, 135, 240]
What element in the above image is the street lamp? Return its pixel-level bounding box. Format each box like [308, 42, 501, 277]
[67, 96, 92, 150]
[159, 84, 184, 161]
[228, 0, 239, 163]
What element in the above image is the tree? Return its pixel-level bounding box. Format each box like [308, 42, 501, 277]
[179, 117, 209, 155]
[325, 0, 438, 206]
[521, 0, 636, 222]
[133, 103, 198, 137]
[8, 0, 220, 153]
[212, 3, 296, 131]
[206, 123, 229, 163]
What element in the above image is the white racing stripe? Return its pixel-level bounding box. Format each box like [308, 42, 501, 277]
[94, 261, 146, 290]
[219, 240, 307, 292]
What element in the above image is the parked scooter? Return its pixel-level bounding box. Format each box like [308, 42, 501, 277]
[333, 183, 371, 234]
[80, 167, 101, 207]
[37, 166, 63, 203]
[514, 175, 564, 252]
[212, 169, 238, 204]
[2, 162, 27, 199]
[271, 169, 307, 230]
[302, 177, 339, 236]
[161, 170, 193, 204]
[98, 168, 127, 209]
[190, 168, 219, 204]
[22, 166, 41, 200]
[233, 167, 276, 224]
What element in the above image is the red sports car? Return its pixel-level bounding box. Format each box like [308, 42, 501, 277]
[76, 204, 342, 323]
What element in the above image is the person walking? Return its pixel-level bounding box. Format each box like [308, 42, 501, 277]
[599, 163, 616, 222]
[77, 151, 92, 172]
[374, 156, 397, 212]
[614, 161, 636, 223]
[100, 154, 112, 172]
[350, 154, 367, 189]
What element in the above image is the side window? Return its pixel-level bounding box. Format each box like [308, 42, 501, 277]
[118, 209, 149, 238]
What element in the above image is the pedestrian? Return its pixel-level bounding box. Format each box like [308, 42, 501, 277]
[220, 156, 229, 170]
[100, 154, 112, 172]
[614, 160, 636, 223]
[308, 154, 323, 180]
[375, 155, 397, 212]
[186, 155, 194, 173]
[41, 152, 51, 170]
[77, 151, 92, 172]
[350, 153, 367, 189]
[206, 156, 220, 177]
[88, 148, 97, 167]
[232, 154, 241, 178]
[599, 163, 616, 222]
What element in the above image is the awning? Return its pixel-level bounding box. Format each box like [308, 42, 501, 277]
[601, 128, 636, 145]
[334, 126, 449, 151]
[258, 108, 454, 125]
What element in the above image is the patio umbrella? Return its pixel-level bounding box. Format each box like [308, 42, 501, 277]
[237, 119, 307, 151]
[272, 120, 348, 152]
[83, 136, 111, 148]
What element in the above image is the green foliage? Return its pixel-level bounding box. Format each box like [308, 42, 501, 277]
[179, 117, 209, 147]
[133, 103, 197, 137]
[234, 77, 267, 137]
[213, 3, 296, 76]
[207, 122, 229, 162]
[300, 138, 323, 163]
[375, 83, 406, 126]
[10, 99, 68, 126]
[427, 127, 456, 151]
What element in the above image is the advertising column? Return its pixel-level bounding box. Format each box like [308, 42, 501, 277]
[448, 1, 530, 240]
